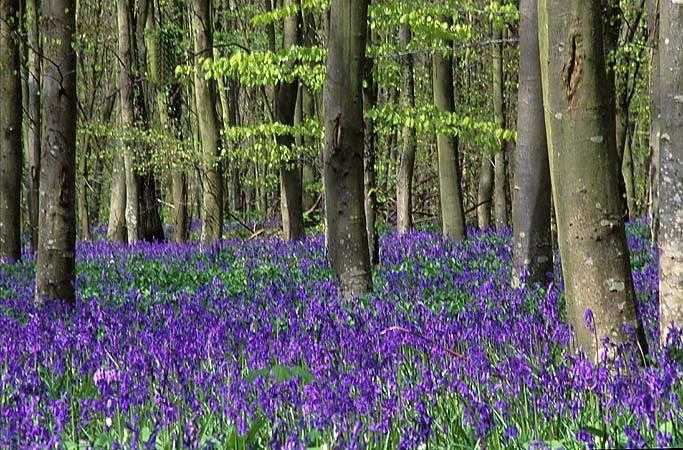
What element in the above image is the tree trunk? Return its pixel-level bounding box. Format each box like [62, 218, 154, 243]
[25, 0, 40, 253]
[493, 27, 508, 229]
[0, 0, 22, 262]
[396, 24, 416, 233]
[538, 0, 647, 359]
[107, 154, 128, 242]
[433, 16, 466, 241]
[193, 0, 224, 243]
[35, 0, 77, 305]
[277, 0, 305, 241]
[117, 0, 140, 243]
[364, 26, 379, 264]
[324, 0, 373, 298]
[477, 155, 494, 229]
[77, 146, 92, 241]
[511, 0, 553, 285]
[658, 0, 683, 342]
[622, 125, 637, 220]
[648, 0, 660, 243]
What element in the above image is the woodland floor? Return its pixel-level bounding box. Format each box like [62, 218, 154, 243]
[0, 220, 680, 449]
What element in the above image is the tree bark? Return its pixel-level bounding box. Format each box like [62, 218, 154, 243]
[512, 0, 553, 285]
[35, 0, 77, 305]
[493, 27, 508, 229]
[477, 155, 494, 229]
[277, 0, 305, 241]
[0, 0, 22, 262]
[658, 0, 683, 342]
[25, 0, 40, 253]
[77, 145, 92, 241]
[193, 0, 224, 243]
[364, 26, 379, 264]
[433, 16, 466, 241]
[117, 0, 140, 243]
[538, 0, 647, 359]
[648, 0, 661, 243]
[107, 153, 128, 242]
[324, 0, 373, 298]
[396, 24, 417, 233]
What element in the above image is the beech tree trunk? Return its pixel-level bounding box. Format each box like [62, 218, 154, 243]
[433, 15, 466, 240]
[193, 0, 224, 243]
[538, 0, 647, 359]
[648, 0, 661, 243]
[396, 24, 417, 233]
[0, 0, 22, 262]
[324, 0, 373, 298]
[107, 154, 127, 242]
[512, 0, 553, 285]
[25, 0, 40, 253]
[493, 27, 508, 230]
[477, 155, 494, 229]
[277, 0, 305, 241]
[117, 0, 140, 243]
[658, 0, 683, 342]
[35, 0, 77, 305]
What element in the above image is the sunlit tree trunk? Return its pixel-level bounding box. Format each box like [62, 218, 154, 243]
[648, 0, 661, 243]
[35, 0, 77, 305]
[324, 0, 373, 298]
[512, 0, 553, 285]
[396, 24, 416, 233]
[433, 15, 466, 240]
[658, 0, 683, 342]
[117, 0, 140, 243]
[0, 0, 22, 262]
[538, 0, 647, 359]
[493, 26, 508, 230]
[107, 154, 127, 242]
[193, 0, 224, 243]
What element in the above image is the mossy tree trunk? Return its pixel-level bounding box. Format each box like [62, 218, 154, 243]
[433, 15, 466, 241]
[538, 0, 647, 359]
[0, 0, 22, 262]
[324, 0, 373, 298]
[35, 0, 77, 305]
[647, 0, 660, 243]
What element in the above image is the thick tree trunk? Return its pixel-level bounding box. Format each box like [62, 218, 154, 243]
[0, 0, 22, 262]
[477, 156, 494, 229]
[364, 27, 379, 264]
[25, 0, 40, 253]
[433, 16, 466, 241]
[117, 0, 140, 243]
[35, 0, 77, 305]
[107, 154, 127, 242]
[324, 0, 373, 298]
[658, 0, 683, 342]
[193, 0, 224, 243]
[277, 0, 305, 241]
[396, 24, 416, 233]
[538, 0, 647, 359]
[493, 27, 508, 230]
[512, 0, 553, 285]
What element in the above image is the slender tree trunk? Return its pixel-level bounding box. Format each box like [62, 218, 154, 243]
[324, 0, 373, 298]
[477, 155, 494, 229]
[512, 0, 553, 285]
[493, 27, 508, 229]
[77, 146, 92, 240]
[433, 16, 466, 240]
[396, 24, 416, 233]
[622, 126, 637, 220]
[117, 0, 140, 243]
[648, 0, 661, 243]
[25, 0, 40, 252]
[107, 154, 127, 242]
[193, 0, 224, 243]
[658, 0, 683, 342]
[0, 0, 22, 262]
[538, 0, 647, 359]
[277, 0, 305, 241]
[35, 0, 77, 305]
[364, 26, 379, 264]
